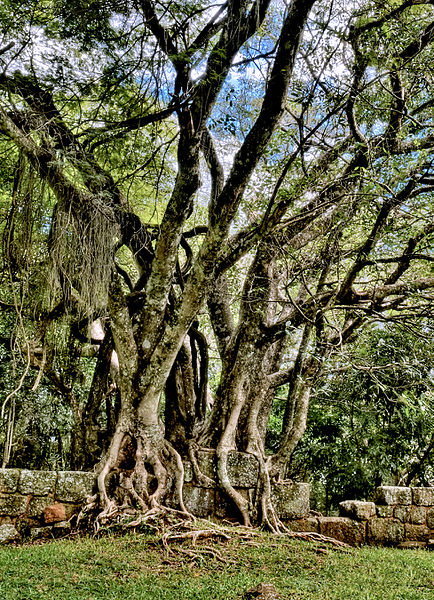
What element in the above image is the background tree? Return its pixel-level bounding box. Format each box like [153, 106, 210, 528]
[290, 324, 434, 514]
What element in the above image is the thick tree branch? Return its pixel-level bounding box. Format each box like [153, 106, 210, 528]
[188, 2, 228, 54]
[400, 19, 434, 61]
[384, 71, 406, 149]
[337, 176, 419, 302]
[209, 0, 316, 232]
[352, 0, 433, 35]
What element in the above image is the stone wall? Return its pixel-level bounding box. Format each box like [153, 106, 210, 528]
[0, 469, 95, 542]
[1, 460, 433, 549]
[182, 449, 309, 521]
[286, 486, 434, 548]
[0, 452, 310, 543]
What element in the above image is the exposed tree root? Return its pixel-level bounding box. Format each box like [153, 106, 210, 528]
[159, 520, 350, 551]
[76, 494, 351, 565]
[185, 439, 296, 536]
[80, 421, 348, 548]
[158, 518, 260, 564]
[216, 447, 252, 526]
[80, 421, 195, 532]
[284, 531, 350, 549]
[162, 527, 231, 546]
[255, 449, 288, 534]
[188, 442, 216, 487]
[225, 435, 290, 535]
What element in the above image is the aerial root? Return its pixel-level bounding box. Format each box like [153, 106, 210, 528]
[250, 445, 290, 535]
[163, 439, 190, 514]
[121, 472, 149, 511]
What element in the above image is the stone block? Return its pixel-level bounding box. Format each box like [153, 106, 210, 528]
[196, 450, 216, 481]
[52, 520, 72, 537]
[0, 493, 28, 516]
[29, 527, 52, 541]
[397, 541, 427, 550]
[427, 508, 434, 529]
[0, 523, 20, 544]
[227, 452, 259, 488]
[0, 469, 21, 493]
[412, 488, 434, 507]
[19, 470, 57, 496]
[44, 502, 67, 524]
[373, 486, 411, 506]
[28, 496, 55, 518]
[410, 506, 426, 525]
[339, 500, 376, 521]
[394, 506, 410, 523]
[195, 450, 261, 488]
[272, 482, 309, 520]
[376, 505, 393, 518]
[55, 471, 95, 502]
[183, 484, 215, 518]
[187, 451, 217, 488]
[183, 460, 193, 483]
[285, 518, 319, 533]
[318, 517, 365, 546]
[405, 524, 430, 542]
[367, 518, 405, 545]
[192, 451, 260, 488]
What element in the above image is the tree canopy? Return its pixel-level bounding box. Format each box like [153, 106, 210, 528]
[0, 0, 433, 528]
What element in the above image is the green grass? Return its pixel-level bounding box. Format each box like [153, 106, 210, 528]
[0, 529, 433, 599]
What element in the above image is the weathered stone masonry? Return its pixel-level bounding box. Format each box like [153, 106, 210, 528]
[182, 449, 309, 521]
[0, 469, 95, 542]
[0, 451, 309, 543]
[287, 486, 434, 548]
[0, 456, 433, 547]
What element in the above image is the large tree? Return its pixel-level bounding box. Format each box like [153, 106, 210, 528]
[0, 0, 433, 529]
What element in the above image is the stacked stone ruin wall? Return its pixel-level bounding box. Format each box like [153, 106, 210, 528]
[287, 486, 434, 548]
[0, 452, 309, 542]
[0, 468, 95, 542]
[0, 457, 433, 547]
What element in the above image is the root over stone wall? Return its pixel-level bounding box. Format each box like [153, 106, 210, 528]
[0, 461, 433, 548]
[0, 453, 309, 542]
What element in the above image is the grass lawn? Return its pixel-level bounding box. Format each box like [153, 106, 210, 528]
[0, 526, 433, 599]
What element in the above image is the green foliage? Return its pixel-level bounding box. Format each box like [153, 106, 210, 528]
[291, 324, 434, 513]
[0, 325, 98, 470]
